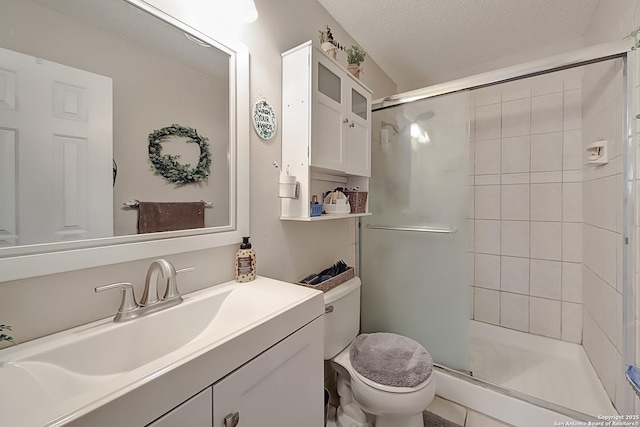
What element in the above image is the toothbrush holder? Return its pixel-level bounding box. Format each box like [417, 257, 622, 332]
[278, 175, 298, 198]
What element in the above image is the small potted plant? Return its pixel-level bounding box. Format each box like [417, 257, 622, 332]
[346, 45, 366, 79]
[318, 25, 344, 60]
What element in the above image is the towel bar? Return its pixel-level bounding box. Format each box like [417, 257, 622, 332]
[123, 199, 213, 208]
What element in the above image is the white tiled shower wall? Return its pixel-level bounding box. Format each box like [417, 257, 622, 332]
[581, 58, 627, 412]
[469, 68, 586, 344]
[468, 60, 632, 412]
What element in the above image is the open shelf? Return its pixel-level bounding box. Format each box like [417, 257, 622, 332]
[280, 213, 371, 222]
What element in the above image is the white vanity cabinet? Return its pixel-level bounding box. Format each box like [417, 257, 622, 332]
[281, 41, 372, 221]
[145, 317, 324, 427]
[44, 278, 325, 427]
[148, 387, 213, 427]
[212, 317, 324, 426]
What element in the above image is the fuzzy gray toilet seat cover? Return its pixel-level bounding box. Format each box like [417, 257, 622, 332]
[349, 332, 433, 388]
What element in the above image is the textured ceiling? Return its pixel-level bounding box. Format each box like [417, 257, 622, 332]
[318, 0, 599, 90]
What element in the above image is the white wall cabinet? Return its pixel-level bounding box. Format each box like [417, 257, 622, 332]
[145, 318, 324, 427]
[281, 41, 372, 221]
[311, 53, 371, 176]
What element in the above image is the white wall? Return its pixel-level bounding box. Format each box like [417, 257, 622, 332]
[468, 68, 585, 345]
[138, 0, 397, 284]
[0, 0, 396, 345]
[235, 0, 396, 283]
[463, 0, 640, 413]
[581, 57, 626, 411]
[580, 0, 640, 415]
[465, 0, 640, 413]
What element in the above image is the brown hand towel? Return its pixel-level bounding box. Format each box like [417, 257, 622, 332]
[137, 201, 205, 234]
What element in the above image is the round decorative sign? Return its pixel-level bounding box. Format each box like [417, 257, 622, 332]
[148, 124, 211, 185]
[252, 98, 277, 140]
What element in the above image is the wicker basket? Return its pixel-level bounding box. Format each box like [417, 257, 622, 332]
[344, 191, 368, 214]
[296, 267, 355, 293]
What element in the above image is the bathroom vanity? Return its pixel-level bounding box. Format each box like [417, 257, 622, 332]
[0, 2, 322, 425]
[0, 277, 324, 426]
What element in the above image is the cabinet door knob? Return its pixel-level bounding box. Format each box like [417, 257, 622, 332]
[224, 412, 240, 427]
[343, 118, 349, 124]
[349, 123, 355, 128]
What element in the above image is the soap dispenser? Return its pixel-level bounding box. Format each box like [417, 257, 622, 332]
[235, 236, 256, 282]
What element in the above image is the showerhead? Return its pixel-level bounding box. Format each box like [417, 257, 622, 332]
[381, 121, 400, 134]
[414, 111, 434, 123]
[380, 110, 434, 146]
[381, 110, 433, 133]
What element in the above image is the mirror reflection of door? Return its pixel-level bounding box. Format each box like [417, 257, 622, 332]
[0, 46, 113, 246]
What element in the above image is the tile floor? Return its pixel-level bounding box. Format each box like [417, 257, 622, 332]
[326, 396, 513, 427]
[427, 396, 512, 427]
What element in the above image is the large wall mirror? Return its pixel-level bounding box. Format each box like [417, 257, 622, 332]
[0, 0, 250, 280]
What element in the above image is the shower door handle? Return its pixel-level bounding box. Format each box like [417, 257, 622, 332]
[365, 224, 457, 234]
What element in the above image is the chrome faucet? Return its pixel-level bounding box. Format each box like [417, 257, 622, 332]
[95, 259, 194, 322]
[141, 259, 177, 307]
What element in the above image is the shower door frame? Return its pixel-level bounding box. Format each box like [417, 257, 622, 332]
[366, 39, 637, 419]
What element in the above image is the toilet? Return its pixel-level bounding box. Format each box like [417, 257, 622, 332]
[324, 277, 436, 427]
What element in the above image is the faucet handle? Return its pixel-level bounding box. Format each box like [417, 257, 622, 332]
[164, 266, 195, 300]
[95, 282, 139, 319]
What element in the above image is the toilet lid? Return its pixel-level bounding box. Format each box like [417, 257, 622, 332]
[349, 333, 433, 388]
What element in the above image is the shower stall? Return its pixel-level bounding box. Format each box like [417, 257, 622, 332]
[360, 42, 637, 421]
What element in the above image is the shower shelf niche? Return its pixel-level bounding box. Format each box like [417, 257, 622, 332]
[280, 41, 372, 221]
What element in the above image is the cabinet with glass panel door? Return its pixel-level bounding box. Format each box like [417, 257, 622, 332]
[281, 41, 371, 221]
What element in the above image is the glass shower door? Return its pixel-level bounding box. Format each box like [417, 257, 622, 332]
[361, 91, 470, 371]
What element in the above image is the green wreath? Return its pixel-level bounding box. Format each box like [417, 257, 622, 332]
[148, 124, 211, 185]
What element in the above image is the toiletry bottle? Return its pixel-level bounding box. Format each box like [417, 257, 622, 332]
[235, 236, 256, 282]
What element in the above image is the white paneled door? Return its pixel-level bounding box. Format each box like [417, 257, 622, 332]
[0, 47, 113, 246]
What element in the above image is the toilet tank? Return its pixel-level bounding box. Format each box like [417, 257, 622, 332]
[323, 276, 361, 360]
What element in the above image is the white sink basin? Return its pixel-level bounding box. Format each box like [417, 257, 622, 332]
[0, 277, 323, 427]
[15, 288, 234, 377]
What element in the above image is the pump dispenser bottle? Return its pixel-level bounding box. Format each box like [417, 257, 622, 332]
[235, 236, 256, 282]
